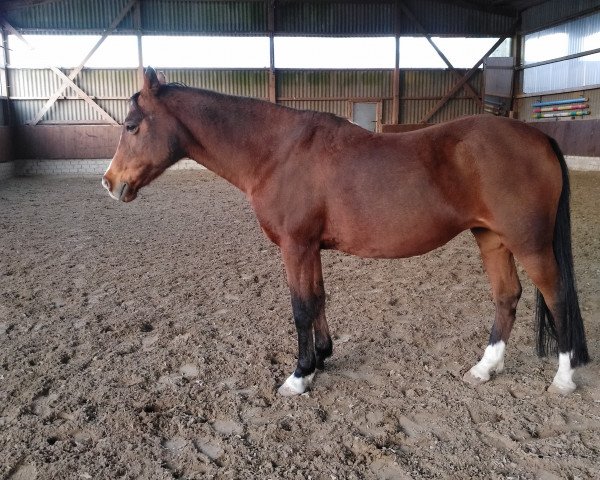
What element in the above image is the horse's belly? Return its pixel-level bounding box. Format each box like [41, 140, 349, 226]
[323, 214, 465, 259]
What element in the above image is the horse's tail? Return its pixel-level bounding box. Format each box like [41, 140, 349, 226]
[535, 136, 589, 368]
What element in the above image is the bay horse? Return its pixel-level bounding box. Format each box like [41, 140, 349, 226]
[102, 67, 589, 396]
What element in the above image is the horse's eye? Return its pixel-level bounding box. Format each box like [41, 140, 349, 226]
[125, 123, 139, 134]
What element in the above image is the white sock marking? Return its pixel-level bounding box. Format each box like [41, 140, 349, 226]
[469, 341, 506, 382]
[551, 352, 576, 392]
[278, 372, 314, 396]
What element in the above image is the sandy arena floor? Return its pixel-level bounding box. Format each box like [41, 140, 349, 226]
[0, 170, 599, 479]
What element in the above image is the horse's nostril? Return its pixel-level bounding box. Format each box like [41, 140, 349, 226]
[102, 177, 111, 191]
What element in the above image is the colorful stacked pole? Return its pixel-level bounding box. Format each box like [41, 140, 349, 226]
[531, 110, 590, 119]
[533, 103, 588, 113]
[531, 98, 590, 119]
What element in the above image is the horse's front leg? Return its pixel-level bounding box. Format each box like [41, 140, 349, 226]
[278, 241, 326, 396]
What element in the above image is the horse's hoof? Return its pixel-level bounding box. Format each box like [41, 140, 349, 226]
[278, 383, 303, 396]
[547, 381, 576, 395]
[277, 372, 314, 396]
[463, 370, 489, 386]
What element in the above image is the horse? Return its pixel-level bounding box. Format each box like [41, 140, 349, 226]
[102, 67, 589, 396]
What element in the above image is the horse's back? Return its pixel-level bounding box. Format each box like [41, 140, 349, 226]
[318, 116, 562, 258]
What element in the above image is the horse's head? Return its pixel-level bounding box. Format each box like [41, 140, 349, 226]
[102, 67, 187, 202]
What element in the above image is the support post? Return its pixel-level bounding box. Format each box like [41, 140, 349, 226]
[391, 2, 401, 124]
[134, 0, 144, 86]
[268, 0, 276, 103]
[1, 26, 11, 126]
[392, 37, 400, 124]
[510, 18, 522, 118]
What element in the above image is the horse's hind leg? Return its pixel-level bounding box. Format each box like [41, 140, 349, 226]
[516, 246, 579, 394]
[464, 228, 522, 385]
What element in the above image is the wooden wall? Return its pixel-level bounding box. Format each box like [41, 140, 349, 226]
[14, 125, 120, 159]
[0, 126, 13, 163]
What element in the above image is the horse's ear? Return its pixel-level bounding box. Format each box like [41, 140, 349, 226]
[157, 71, 167, 85]
[143, 67, 161, 95]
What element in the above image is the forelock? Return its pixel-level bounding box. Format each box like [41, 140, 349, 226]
[130, 92, 142, 114]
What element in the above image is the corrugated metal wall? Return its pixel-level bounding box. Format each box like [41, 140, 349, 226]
[160, 69, 269, 97]
[275, 2, 396, 35]
[9, 69, 63, 98]
[521, 0, 600, 33]
[277, 0, 514, 36]
[6, 67, 482, 125]
[522, 10, 600, 94]
[1, 1, 502, 126]
[400, 70, 483, 123]
[277, 70, 393, 123]
[8, 68, 269, 123]
[141, 0, 267, 34]
[400, 0, 515, 36]
[3, 0, 516, 36]
[277, 70, 392, 100]
[4, 0, 135, 34]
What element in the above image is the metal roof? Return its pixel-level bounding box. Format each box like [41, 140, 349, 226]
[0, 0, 560, 37]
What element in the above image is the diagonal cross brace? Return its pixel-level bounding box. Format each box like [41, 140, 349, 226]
[2, 0, 137, 125]
[1, 17, 119, 125]
[29, 0, 137, 124]
[398, 1, 483, 108]
[419, 35, 508, 124]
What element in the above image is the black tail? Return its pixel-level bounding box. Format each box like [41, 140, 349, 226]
[535, 136, 589, 368]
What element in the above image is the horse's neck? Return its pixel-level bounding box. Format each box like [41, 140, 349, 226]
[167, 89, 294, 193]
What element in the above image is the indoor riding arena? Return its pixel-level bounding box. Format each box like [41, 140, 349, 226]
[1, 1, 599, 479]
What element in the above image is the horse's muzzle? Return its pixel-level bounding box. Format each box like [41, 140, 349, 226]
[102, 176, 130, 202]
